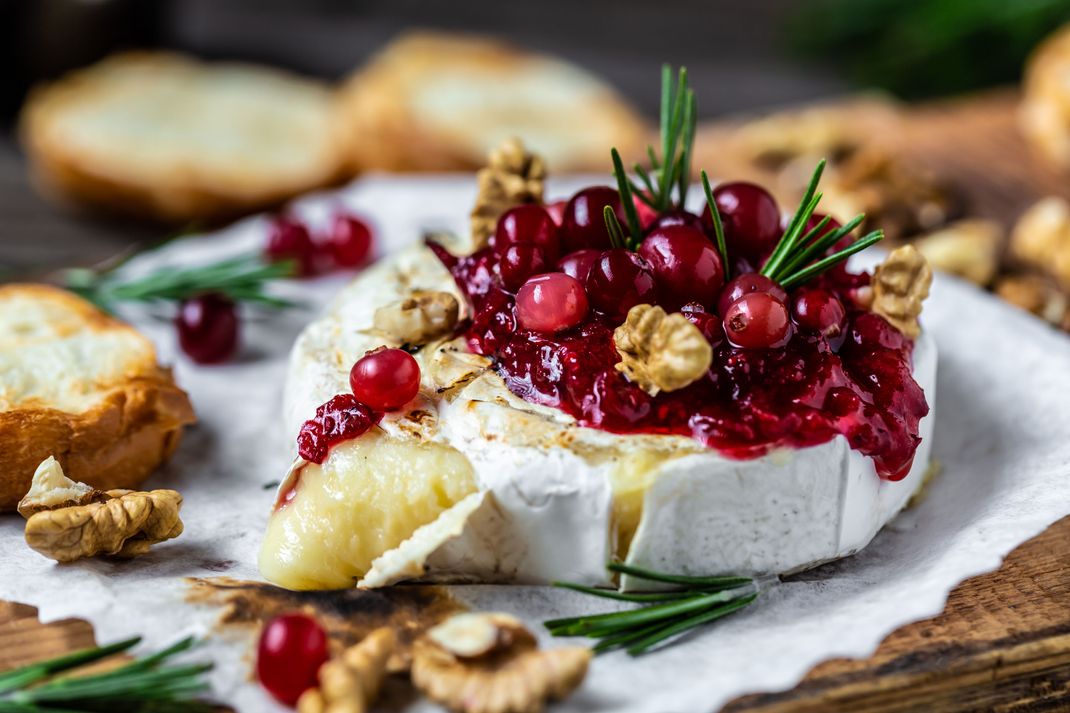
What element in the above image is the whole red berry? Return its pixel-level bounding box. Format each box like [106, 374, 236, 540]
[349, 348, 421, 411]
[256, 613, 330, 706]
[723, 291, 792, 349]
[638, 226, 725, 311]
[792, 288, 847, 337]
[327, 213, 373, 268]
[703, 182, 781, 265]
[556, 249, 601, 282]
[515, 273, 589, 333]
[176, 293, 239, 364]
[499, 244, 550, 291]
[648, 210, 704, 233]
[632, 192, 659, 229]
[717, 273, 788, 317]
[681, 303, 726, 348]
[585, 249, 657, 320]
[266, 217, 317, 276]
[493, 205, 560, 262]
[561, 187, 621, 253]
[545, 199, 568, 226]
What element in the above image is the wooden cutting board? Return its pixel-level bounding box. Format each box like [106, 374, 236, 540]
[3, 91, 1069, 712]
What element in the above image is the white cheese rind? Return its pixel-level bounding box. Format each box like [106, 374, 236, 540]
[272, 244, 937, 589]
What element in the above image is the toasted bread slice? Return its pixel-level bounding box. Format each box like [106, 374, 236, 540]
[0, 285, 195, 510]
[337, 31, 648, 173]
[20, 52, 346, 223]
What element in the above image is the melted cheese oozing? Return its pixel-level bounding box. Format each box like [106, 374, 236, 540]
[259, 430, 477, 590]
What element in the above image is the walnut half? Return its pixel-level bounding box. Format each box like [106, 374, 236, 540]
[871, 245, 933, 339]
[373, 291, 460, 346]
[1010, 196, 1070, 291]
[298, 628, 396, 713]
[19, 458, 183, 562]
[469, 138, 546, 251]
[614, 304, 713, 396]
[412, 612, 591, 713]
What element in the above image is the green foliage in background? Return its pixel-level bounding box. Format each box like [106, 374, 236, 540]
[788, 0, 1070, 99]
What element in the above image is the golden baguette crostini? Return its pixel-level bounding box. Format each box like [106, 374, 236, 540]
[0, 284, 195, 511]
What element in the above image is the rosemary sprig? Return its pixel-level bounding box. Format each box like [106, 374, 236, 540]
[603, 206, 629, 251]
[0, 636, 214, 712]
[546, 564, 758, 655]
[700, 170, 730, 279]
[759, 160, 883, 286]
[65, 254, 297, 312]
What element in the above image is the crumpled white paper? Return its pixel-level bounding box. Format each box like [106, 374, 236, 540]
[3, 175, 1070, 713]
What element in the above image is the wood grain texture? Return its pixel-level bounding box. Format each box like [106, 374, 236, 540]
[1, 91, 1069, 711]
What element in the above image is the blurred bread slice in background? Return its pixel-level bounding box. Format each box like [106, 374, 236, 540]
[1020, 24, 1070, 172]
[0, 284, 195, 511]
[337, 31, 648, 173]
[20, 52, 346, 223]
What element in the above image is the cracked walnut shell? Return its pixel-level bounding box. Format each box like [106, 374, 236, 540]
[412, 612, 591, 713]
[20, 459, 183, 563]
[614, 304, 713, 396]
[871, 245, 933, 339]
[298, 628, 396, 713]
[373, 291, 460, 346]
[470, 138, 545, 250]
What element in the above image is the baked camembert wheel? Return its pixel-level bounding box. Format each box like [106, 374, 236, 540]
[260, 71, 935, 592]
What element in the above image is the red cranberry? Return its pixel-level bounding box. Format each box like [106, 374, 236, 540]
[349, 348, 421, 411]
[723, 292, 791, 349]
[703, 182, 781, 264]
[176, 293, 239, 364]
[297, 394, 376, 464]
[556, 249, 601, 283]
[266, 217, 317, 276]
[500, 244, 550, 291]
[792, 288, 847, 337]
[256, 613, 330, 706]
[545, 199, 567, 226]
[327, 213, 373, 268]
[849, 312, 907, 351]
[633, 193, 659, 229]
[649, 210, 704, 233]
[516, 273, 589, 333]
[638, 226, 725, 311]
[493, 205, 561, 262]
[717, 273, 788, 316]
[681, 303, 726, 348]
[561, 187, 621, 253]
[586, 249, 658, 320]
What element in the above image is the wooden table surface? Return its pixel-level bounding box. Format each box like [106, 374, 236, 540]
[2, 91, 1069, 712]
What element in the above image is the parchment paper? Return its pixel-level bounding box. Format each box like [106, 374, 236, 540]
[2, 175, 1069, 713]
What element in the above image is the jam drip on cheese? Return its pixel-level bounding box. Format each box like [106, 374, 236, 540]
[431, 197, 930, 481]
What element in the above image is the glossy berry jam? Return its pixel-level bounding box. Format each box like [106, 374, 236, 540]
[266, 217, 317, 276]
[176, 293, 239, 364]
[327, 213, 374, 268]
[704, 182, 782, 265]
[297, 394, 378, 464]
[435, 195, 928, 481]
[350, 348, 421, 411]
[257, 613, 330, 706]
[493, 204, 561, 262]
[586, 249, 657, 319]
[639, 226, 725, 310]
[723, 292, 792, 349]
[561, 187, 621, 253]
[516, 273, 589, 333]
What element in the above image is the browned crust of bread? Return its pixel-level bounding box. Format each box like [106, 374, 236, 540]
[0, 285, 196, 510]
[19, 51, 348, 224]
[337, 31, 648, 173]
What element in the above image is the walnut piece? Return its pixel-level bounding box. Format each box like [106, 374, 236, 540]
[995, 274, 1069, 328]
[469, 138, 545, 251]
[1010, 197, 1070, 291]
[373, 291, 460, 345]
[614, 304, 712, 396]
[21, 460, 183, 563]
[913, 219, 1003, 286]
[871, 245, 933, 339]
[17, 456, 104, 517]
[427, 612, 535, 659]
[412, 612, 591, 713]
[298, 628, 396, 713]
